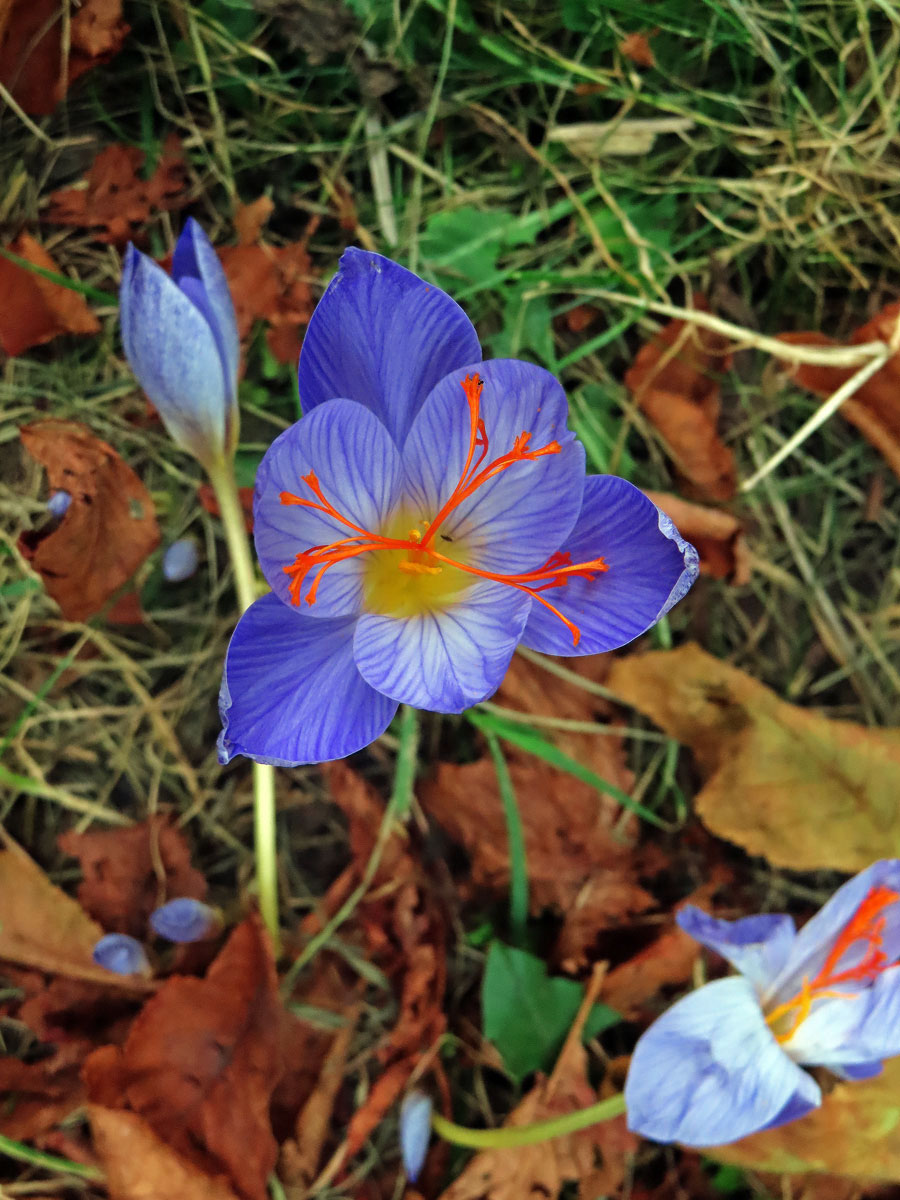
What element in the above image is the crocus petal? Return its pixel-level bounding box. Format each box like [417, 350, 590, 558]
[150, 898, 221, 943]
[400, 1092, 433, 1182]
[625, 976, 821, 1147]
[297, 248, 481, 446]
[783, 965, 900, 1068]
[171, 218, 240, 410]
[253, 400, 404, 617]
[162, 538, 200, 582]
[766, 860, 900, 1008]
[120, 245, 230, 467]
[828, 1061, 883, 1081]
[353, 581, 531, 711]
[92, 934, 151, 977]
[676, 906, 796, 996]
[520, 476, 699, 656]
[218, 593, 398, 766]
[402, 358, 584, 574]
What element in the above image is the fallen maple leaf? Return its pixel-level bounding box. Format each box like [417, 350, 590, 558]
[46, 135, 188, 245]
[779, 302, 900, 481]
[644, 490, 750, 583]
[418, 655, 653, 966]
[84, 916, 284, 1200]
[198, 481, 254, 532]
[625, 298, 736, 500]
[619, 31, 656, 68]
[708, 1056, 900, 1182]
[219, 239, 316, 364]
[19, 420, 160, 622]
[608, 644, 900, 871]
[90, 1106, 240, 1200]
[59, 816, 207, 938]
[0, 0, 129, 115]
[0, 233, 100, 355]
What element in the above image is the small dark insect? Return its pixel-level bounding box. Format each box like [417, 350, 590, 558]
[440, 534, 454, 542]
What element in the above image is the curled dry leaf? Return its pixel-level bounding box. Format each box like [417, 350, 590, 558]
[0, 0, 129, 115]
[709, 1056, 900, 1182]
[608, 643, 900, 871]
[90, 1106, 240, 1200]
[418, 655, 653, 966]
[779, 302, 900, 481]
[197, 481, 254, 532]
[0, 233, 100, 355]
[625, 297, 736, 500]
[219, 239, 317, 364]
[233, 196, 275, 247]
[58, 816, 207, 938]
[19, 420, 160, 622]
[47, 135, 188, 245]
[84, 916, 284, 1200]
[619, 31, 656, 68]
[644, 490, 750, 584]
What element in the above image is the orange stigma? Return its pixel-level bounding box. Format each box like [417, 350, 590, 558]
[765, 884, 900, 1043]
[279, 376, 608, 642]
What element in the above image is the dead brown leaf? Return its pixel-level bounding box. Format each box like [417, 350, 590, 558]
[0, 0, 128, 114]
[198, 481, 254, 532]
[608, 644, 900, 871]
[0, 233, 100, 355]
[708, 1056, 900, 1182]
[19, 420, 160, 622]
[58, 816, 207, 938]
[619, 32, 656, 68]
[233, 196, 275, 246]
[779, 302, 900, 481]
[419, 655, 654, 966]
[219, 240, 316, 364]
[90, 1106, 240, 1200]
[84, 916, 284, 1200]
[46, 135, 188, 245]
[644, 490, 750, 583]
[625, 297, 736, 500]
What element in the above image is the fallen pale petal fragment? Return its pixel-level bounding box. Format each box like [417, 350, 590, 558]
[162, 537, 199, 582]
[92, 933, 151, 976]
[47, 489, 72, 518]
[149, 897, 221, 942]
[399, 1090, 433, 1182]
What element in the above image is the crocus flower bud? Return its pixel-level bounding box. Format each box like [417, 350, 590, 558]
[399, 1090, 432, 1182]
[162, 537, 200, 582]
[149, 897, 221, 943]
[119, 219, 240, 471]
[47, 489, 72, 518]
[92, 933, 151, 976]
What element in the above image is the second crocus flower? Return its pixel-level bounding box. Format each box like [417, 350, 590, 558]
[119, 218, 240, 471]
[625, 860, 900, 1147]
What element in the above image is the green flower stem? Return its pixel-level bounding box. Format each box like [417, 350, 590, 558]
[431, 1092, 627, 1150]
[207, 459, 281, 956]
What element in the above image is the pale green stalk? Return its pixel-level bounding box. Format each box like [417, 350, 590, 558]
[207, 458, 280, 955]
[431, 1092, 627, 1150]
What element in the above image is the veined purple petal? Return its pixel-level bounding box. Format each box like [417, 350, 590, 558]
[297, 248, 481, 446]
[624, 976, 820, 1147]
[120, 245, 231, 468]
[677, 907, 796, 996]
[171, 218, 240, 411]
[519, 477, 699, 656]
[254, 400, 404, 617]
[783, 965, 900, 1068]
[353, 580, 530, 711]
[765, 860, 900, 1008]
[402, 359, 584, 575]
[218, 593, 397, 766]
[828, 1061, 884, 1081]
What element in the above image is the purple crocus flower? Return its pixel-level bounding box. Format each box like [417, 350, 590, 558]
[119, 218, 240, 470]
[625, 860, 900, 1147]
[218, 249, 698, 766]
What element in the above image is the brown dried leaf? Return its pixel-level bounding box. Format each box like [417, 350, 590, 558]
[619, 32, 656, 68]
[779, 303, 900, 481]
[0, 0, 128, 115]
[608, 644, 900, 870]
[19, 420, 160, 622]
[419, 655, 650, 965]
[84, 916, 284, 1200]
[0, 1044, 86, 1140]
[234, 196, 275, 246]
[90, 1106, 240, 1200]
[708, 1056, 900, 1182]
[644, 490, 750, 583]
[625, 298, 736, 500]
[198, 481, 254, 532]
[46, 135, 188, 245]
[0, 234, 100, 355]
[219, 240, 316, 364]
[58, 816, 207, 938]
